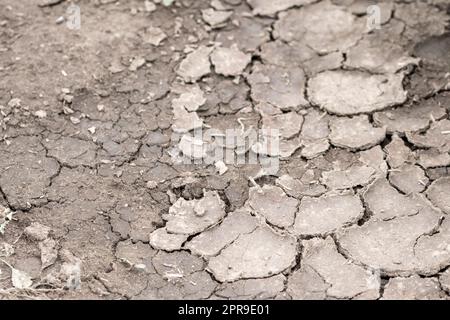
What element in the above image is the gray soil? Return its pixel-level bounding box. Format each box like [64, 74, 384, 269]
[0, 0, 450, 300]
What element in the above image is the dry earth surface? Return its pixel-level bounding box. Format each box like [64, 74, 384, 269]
[1, 0, 450, 300]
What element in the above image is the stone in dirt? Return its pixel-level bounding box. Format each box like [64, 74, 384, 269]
[293, 193, 363, 236]
[382, 275, 446, 300]
[149, 228, 189, 252]
[210, 46, 251, 77]
[273, 2, 365, 54]
[389, 164, 429, 194]
[426, 177, 450, 214]
[308, 71, 407, 115]
[247, 185, 298, 228]
[300, 237, 380, 299]
[329, 115, 386, 151]
[247, 63, 308, 110]
[163, 191, 226, 235]
[207, 225, 297, 282]
[39, 238, 58, 270]
[177, 46, 213, 82]
[337, 208, 450, 277]
[186, 209, 258, 257]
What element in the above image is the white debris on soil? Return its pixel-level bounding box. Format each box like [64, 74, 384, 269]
[214, 160, 228, 175]
[149, 228, 189, 251]
[293, 193, 364, 236]
[163, 191, 226, 235]
[172, 85, 206, 112]
[211, 46, 251, 76]
[308, 71, 407, 115]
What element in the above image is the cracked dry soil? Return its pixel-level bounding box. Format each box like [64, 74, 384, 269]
[0, 0, 450, 300]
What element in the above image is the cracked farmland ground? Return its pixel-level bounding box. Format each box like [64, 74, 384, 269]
[0, 0, 450, 300]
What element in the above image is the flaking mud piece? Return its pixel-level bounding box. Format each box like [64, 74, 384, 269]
[185, 208, 258, 257]
[273, 1, 365, 54]
[384, 134, 414, 169]
[416, 149, 450, 169]
[344, 36, 420, 74]
[247, 63, 308, 110]
[297, 109, 330, 159]
[329, 115, 386, 151]
[440, 269, 450, 293]
[276, 174, 326, 199]
[389, 165, 429, 194]
[247, 185, 298, 228]
[246, 0, 316, 16]
[337, 209, 450, 277]
[201, 8, 233, 28]
[44, 136, 98, 167]
[162, 191, 226, 236]
[321, 165, 377, 190]
[176, 46, 213, 83]
[406, 119, 450, 152]
[0, 136, 59, 209]
[363, 178, 429, 220]
[142, 27, 167, 46]
[426, 177, 450, 214]
[207, 225, 297, 282]
[292, 237, 380, 299]
[262, 112, 303, 139]
[382, 276, 446, 300]
[210, 46, 251, 77]
[215, 274, 286, 299]
[293, 193, 363, 237]
[308, 71, 407, 115]
[215, 17, 270, 53]
[373, 101, 447, 134]
[149, 228, 189, 252]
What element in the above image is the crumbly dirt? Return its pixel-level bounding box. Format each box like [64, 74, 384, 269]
[0, 0, 450, 300]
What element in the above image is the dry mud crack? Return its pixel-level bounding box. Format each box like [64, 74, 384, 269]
[0, 0, 450, 300]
